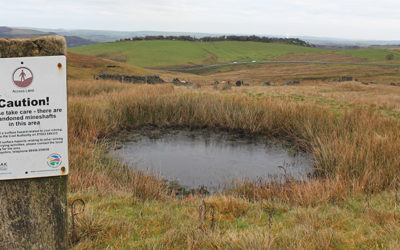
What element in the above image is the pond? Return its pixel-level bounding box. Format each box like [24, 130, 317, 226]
[111, 130, 313, 192]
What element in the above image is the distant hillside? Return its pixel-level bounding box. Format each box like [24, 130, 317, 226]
[0, 26, 97, 47]
[69, 40, 324, 68]
[63, 36, 98, 47]
[36, 28, 222, 43]
[36, 28, 400, 47]
[0, 26, 52, 38]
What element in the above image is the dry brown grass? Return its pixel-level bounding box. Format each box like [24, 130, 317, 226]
[276, 51, 366, 63]
[67, 52, 152, 80]
[199, 63, 400, 84]
[67, 80, 400, 205]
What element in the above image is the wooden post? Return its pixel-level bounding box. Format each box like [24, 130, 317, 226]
[0, 36, 68, 250]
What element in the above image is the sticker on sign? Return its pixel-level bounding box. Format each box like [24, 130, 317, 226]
[0, 56, 68, 180]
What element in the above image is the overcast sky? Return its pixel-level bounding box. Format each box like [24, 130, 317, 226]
[1, 0, 399, 40]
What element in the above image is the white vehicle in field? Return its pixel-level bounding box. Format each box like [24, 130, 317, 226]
[252, 60, 257, 63]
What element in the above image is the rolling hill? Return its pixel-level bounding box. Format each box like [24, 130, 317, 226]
[69, 40, 400, 69]
[69, 40, 326, 68]
[0, 26, 97, 47]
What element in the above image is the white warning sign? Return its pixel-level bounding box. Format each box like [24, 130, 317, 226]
[0, 56, 68, 180]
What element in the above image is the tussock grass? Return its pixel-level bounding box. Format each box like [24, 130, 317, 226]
[69, 81, 400, 198]
[67, 79, 400, 248]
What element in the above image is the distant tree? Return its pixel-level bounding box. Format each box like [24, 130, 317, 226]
[386, 53, 394, 60]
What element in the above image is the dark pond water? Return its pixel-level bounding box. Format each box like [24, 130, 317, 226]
[112, 130, 313, 191]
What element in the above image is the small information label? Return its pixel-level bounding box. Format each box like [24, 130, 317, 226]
[0, 56, 68, 180]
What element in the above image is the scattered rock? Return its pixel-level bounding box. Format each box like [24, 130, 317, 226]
[173, 78, 181, 84]
[173, 78, 192, 86]
[390, 82, 398, 86]
[263, 82, 271, 86]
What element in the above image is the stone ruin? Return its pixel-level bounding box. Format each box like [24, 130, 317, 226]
[96, 73, 165, 84]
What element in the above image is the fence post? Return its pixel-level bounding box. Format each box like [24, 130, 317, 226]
[0, 35, 68, 250]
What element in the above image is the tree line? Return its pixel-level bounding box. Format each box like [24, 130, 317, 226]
[118, 35, 312, 47]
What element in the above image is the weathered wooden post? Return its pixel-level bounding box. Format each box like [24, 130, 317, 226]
[0, 36, 69, 249]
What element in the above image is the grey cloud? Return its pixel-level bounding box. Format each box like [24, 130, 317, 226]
[0, 0, 399, 39]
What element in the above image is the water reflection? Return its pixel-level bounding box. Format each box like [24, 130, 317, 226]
[112, 130, 313, 191]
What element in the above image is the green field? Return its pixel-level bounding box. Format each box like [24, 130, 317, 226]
[337, 48, 400, 61]
[70, 40, 400, 69]
[70, 40, 326, 68]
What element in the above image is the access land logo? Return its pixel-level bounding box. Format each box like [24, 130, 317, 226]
[0, 162, 7, 170]
[47, 153, 62, 168]
[12, 67, 33, 88]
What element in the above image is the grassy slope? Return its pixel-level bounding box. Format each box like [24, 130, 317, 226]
[67, 52, 152, 80]
[67, 52, 218, 83]
[69, 41, 325, 68]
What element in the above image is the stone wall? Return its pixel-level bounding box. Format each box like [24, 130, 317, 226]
[97, 73, 165, 84]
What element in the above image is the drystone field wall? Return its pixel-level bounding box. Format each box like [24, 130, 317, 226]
[97, 73, 165, 84]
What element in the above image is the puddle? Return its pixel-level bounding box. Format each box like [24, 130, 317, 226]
[111, 130, 313, 192]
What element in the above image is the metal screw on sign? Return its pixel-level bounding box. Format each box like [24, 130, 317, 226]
[71, 199, 85, 244]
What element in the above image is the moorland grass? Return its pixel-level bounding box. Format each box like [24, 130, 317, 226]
[67, 80, 400, 248]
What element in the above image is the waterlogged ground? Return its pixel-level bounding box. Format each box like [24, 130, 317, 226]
[112, 130, 313, 191]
